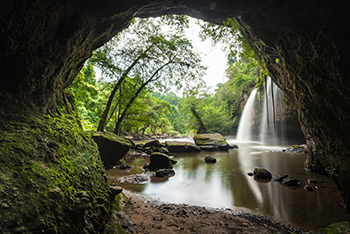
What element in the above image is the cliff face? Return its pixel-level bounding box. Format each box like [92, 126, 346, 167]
[1, 0, 350, 220]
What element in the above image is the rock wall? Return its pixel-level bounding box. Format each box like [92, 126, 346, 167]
[1, 0, 350, 213]
[0, 111, 113, 233]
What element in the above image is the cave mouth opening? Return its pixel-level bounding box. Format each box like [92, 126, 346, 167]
[1, 2, 350, 231]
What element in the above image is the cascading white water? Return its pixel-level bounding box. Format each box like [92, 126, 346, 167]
[236, 89, 257, 141]
[259, 77, 284, 144]
[236, 77, 288, 143]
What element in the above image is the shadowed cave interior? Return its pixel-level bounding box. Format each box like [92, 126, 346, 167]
[0, 0, 350, 232]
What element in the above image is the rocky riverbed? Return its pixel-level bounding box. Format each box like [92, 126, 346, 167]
[118, 190, 304, 234]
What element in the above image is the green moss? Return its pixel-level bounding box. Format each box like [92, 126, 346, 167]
[0, 112, 112, 233]
[194, 133, 229, 146]
[89, 130, 133, 147]
[102, 193, 129, 234]
[319, 222, 350, 233]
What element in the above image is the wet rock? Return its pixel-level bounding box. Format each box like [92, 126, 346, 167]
[274, 174, 289, 182]
[144, 152, 174, 171]
[281, 176, 301, 187]
[132, 133, 153, 140]
[169, 158, 178, 165]
[204, 156, 217, 164]
[155, 169, 175, 177]
[144, 140, 162, 148]
[253, 168, 272, 180]
[194, 133, 229, 151]
[119, 174, 149, 184]
[304, 185, 314, 192]
[110, 185, 123, 198]
[284, 144, 308, 154]
[90, 131, 132, 168]
[199, 145, 219, 151]
[127, 149, 143, 157]
[154, 146, 170, 155]
[165, 141, 201, 153]
[229, 144, 239, 149]
[307, 178, 322, 184]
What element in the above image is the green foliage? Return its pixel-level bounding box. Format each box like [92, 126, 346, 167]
[89, 16, 206, 134]
[67, 63, 102, 130]
[67, 16, 262, 137]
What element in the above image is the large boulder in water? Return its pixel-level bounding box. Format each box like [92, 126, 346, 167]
[193, 133, 229, 151]
[253, 168, 272, 180]
[90, 131, 132, 168]
[165, 141, 201, 153]
[143, 152, 174, 171]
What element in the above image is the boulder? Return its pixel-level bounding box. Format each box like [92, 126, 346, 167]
[274, 174, 302, 187]
[204, 156, 217, 164]
[274, 174, 289, 182]
[283, 144, 308, 154]
[165, 141, 201, 153]
[193, 133, 229, 151]
[155, 169, 175, 177]
[119, 174, 149, 184]
[229, 144, 239, 149]
[304, 185, 314, 192]
[281, 176, 301, 187]
[199, 146, 219, 151]
[253, 168, 272, 180]
[132, 133, 153, 140]
[154, 146, 170, 155]
[144, 139, 162, 148]
[144, 152, 174, 171]
[307, 178, 322, 184]
[90, 131, 132, 168]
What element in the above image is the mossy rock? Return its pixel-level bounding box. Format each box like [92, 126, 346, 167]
[0, 113, 113, 233]
[90, 131, 132, 169]
[319, 222, 350, 233]
[253, 168, 272, 180]
[144, 152, 173, 171]
[144, 139, 162, 148]
[165, 141, 201, 153]
[193, 133, 229, 150]
[204, 156, 217, 164]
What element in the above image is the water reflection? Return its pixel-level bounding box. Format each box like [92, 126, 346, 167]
[107, 140, 350, 231]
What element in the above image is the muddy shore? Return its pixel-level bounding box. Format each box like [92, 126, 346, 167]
[118, 190, 306, 234]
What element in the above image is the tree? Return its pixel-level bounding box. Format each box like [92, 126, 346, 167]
[90, 17, 206, 134]
[67, 63, 101, 129]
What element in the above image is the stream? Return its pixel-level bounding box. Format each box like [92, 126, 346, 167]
[107, 138, 350, 231]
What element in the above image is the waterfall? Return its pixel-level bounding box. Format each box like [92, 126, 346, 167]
[259, 77, 284, 144]
[236, 77, 289, 144]
[236, 89, 257, 141]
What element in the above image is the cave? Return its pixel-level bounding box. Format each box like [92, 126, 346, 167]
[1, 0, 350, 232]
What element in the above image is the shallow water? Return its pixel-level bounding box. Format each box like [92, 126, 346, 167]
[107, 139, 350, 231]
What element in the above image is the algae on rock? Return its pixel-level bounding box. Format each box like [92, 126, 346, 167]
[0, 112, 114, 233]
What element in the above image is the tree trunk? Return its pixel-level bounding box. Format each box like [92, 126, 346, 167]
[113, 59, 174, 135]
[97, 45, 154, 132]
[190, 105, 207, 134]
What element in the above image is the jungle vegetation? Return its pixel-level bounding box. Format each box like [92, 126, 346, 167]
[67, 16, 264, 136]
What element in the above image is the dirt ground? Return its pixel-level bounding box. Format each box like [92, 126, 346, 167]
[118, 190, 306, 234]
